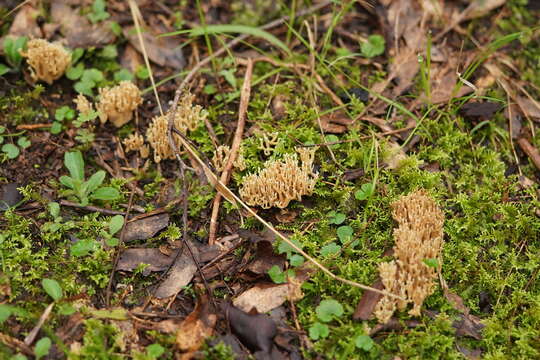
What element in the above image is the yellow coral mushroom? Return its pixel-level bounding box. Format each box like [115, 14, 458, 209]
[96, 81, 142, 128]
[239, 148, 318, 209]
[123, 133, 149, 159]
[74, 94, 93, 116]
[374, 190, 444, 323]
[146, 92, 206, 163]
[21, 39, 71, 84]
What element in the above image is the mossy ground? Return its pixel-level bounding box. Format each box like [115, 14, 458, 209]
[1, 1, 540, 359]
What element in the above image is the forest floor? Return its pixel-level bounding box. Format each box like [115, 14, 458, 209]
[1, 0, 540, 359]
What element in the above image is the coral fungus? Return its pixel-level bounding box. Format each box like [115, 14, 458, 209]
[21, 39, 71, 84]
[96, 81, 142, 128]
[374, 190, 444, 323]
[239, 148, 318, 208]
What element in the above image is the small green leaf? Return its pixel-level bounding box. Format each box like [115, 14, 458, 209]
[277, 238, 302, 257]
[91, 187, 120, 201]
[355, 335, 374, 351]
[109, 21, 122, 36]
[146, 344, 165, 359]
[59, 175, 75, 189]
[105, 237, 119, 247]
[55, 106, 76, 121]
[361, 34, 385, 58]
[64, 151, 85, 181]
[87, 0, 110, 23]
[71, 48, 85, 64]
[16, 136, 30, 149]
[109, 215, 124, 235]
[58, 304, 77, 316]
[100, 44, 117, 59]
[135, 65, 150, 79]
[289, 254, 304, 267]
[34, 337, 51, 360]
[41, 278, 63, 301]
[423, 258, 439, 268]
[203, 84, 217, 95]
[337, 225, 354, 244]
[316, 299, 343, 322]
[90, 308, 128, 320]
[0, 304, 12, 324]
[66, 63, 84, 80]
[70, 239, 95, 257]
[50, 122, 62, 135]
[320, 242, 341, 257]
[328, 211, 346, 225]
[0, 63, 10, 76]
[74, 81, 93, 96]
[2, 143, 19, 159]
[268, 265, 286, 284]
[86, 170, 106, 193]
[114, 68, 134, 82]
[355, 183, 375, 201]
[309, 322, 329, 340]
[10, 353, 27, 360]
[48, 202, 60, 218]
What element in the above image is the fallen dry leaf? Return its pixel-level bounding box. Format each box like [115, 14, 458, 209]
[50, 0, 116, 48]
[353, 279, 385, 321]
[461, 101, 502, 119]
[176, 296, 216, 355]
[233, 280, 304, 314]
[246, 240, 286, 275]
[516, 96, 540, 120]
[124, 26, 185, 69]
[154, 246, 198, 298]
[463, 0, 506, 20]
[124, 213, 169, 242]
[8, 3, 41, 38]
[120, 44, 144, 74]
[116, 248, 174, 273]
[225, 303, 277, 355]
[319, 110, 354, 134]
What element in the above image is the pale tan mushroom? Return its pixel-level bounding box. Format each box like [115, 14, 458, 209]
[123, 133, 149, 159]
[374, 190, 444, 323]
[239, 148, 318, 209]
[96, 81, 142, 128]
[21, 39, 71, 84]
[146, 92, 206, 163]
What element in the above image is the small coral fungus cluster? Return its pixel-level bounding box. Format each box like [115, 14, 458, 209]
[374, 190, 444, 324]
[239, 147, 318, 209]
[21, 38, 71, 84]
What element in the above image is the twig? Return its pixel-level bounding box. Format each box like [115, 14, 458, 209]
[106, 190, 135, 306]
[15, 123, 52, 130]
[517, 138, 540, 171]
[24, 302, 54, 345]
[208, 58, 253, 245]
[0, 332, 33, 356]
[59, 200, 127, 216]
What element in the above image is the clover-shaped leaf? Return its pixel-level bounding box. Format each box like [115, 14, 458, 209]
[316, 299, 343, 322]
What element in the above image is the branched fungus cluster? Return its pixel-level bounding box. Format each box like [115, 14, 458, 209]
[97, 81, 142, 128]
[146, 93, 207, 163]
[21, 39, 71, 84]
[239, 148, 318, 208]
[374, 190, 444, 323]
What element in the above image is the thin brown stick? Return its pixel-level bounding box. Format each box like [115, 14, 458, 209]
[24, 303, 54, 346]
[0, 332, 33, 356]
[106, 190, 135, 306]
[208, 59, 253, 245]
[15, 123, 52, 130]
[59, 200, 127, 216]
[517, 137, 540, 171]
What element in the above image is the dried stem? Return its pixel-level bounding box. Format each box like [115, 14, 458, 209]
[208, 58, 253, 245]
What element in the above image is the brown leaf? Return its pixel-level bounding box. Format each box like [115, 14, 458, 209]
[516, 96, 540, 120]
[176, 296, 216, 353]
[120, 44, 143, 74]
[246, 241, 286, 275]
[233, 280, 304, 314]
[124, 213, 170, 242]
[8, 4, 41, 38]
[461, 101, 501, 119]
[353, 279, 385, 321]
[50, 1, 116, 48]
[116, 248, 174, 273]
[225, 303, 277, 354]
[319, 110, 354, 134]
[453, 313, 484, 340]
[463, 0, 506, 20]
[124, 26, 185, 69]
[154, 246, 198, 298]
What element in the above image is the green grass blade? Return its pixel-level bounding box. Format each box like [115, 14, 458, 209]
[164, 24, 291, 55]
